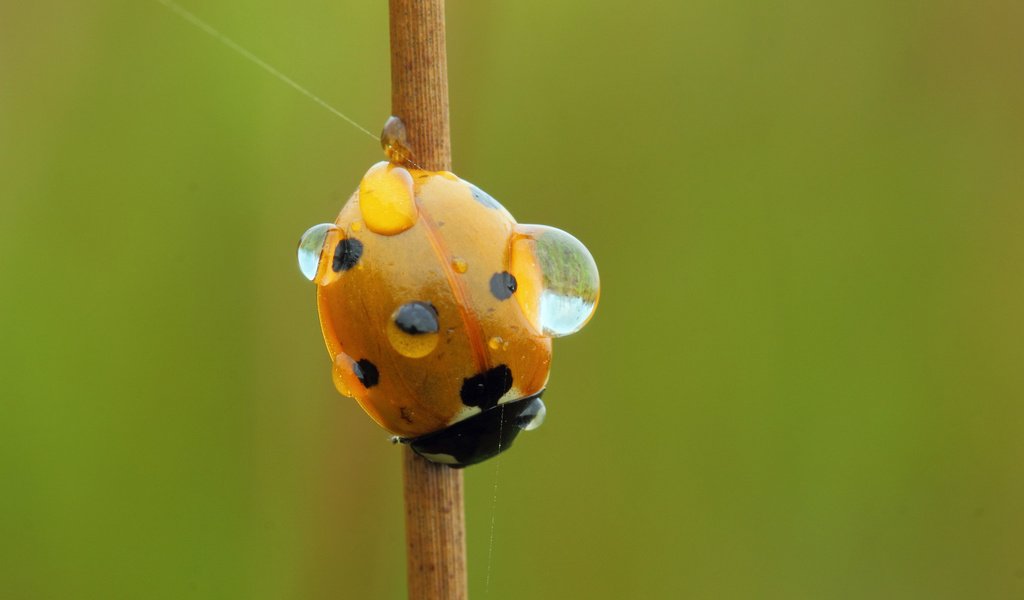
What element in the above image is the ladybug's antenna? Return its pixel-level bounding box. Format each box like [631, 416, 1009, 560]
[154, 0, 378, 141]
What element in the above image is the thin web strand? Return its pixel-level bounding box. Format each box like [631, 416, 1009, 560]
[155, 0, 378, 141]
[484, 405, 504, 596]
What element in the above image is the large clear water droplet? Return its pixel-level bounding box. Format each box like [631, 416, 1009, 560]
[510, 225, 599, 337]
[297, 223, 337, 281]
[359, 161, 418, 235]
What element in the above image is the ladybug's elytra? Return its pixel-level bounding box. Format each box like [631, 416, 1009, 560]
[298, 118, 598, 467]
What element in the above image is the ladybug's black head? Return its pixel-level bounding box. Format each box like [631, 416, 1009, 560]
[402, 392, 546, 468]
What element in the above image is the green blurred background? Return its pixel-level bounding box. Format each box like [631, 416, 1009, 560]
[3, 0, 1023, 598]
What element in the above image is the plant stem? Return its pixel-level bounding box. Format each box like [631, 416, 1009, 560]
[389, 1, 467, 598]
[389, 0, 451, 172]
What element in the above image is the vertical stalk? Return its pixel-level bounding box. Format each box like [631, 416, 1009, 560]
[389, 0, 451, 172]
[388, 1, 467, 599]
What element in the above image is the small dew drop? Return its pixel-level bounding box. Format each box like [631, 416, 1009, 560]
[297, 223, 337, 281]
[331, 354, 356, 398]
[387, 323, 440, 358]
[521, 402, 546, 431]
[488, 336, 504, 350]
[387, 303, 440, 358]
[380, 115, 412, 164]
[452, 257, 468, 273]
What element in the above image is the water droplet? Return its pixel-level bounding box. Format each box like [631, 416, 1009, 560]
[359, 161, 418, 235]
[297, 223, 338, 281]
[380, 115, 412, 164]
[509, 225, 599, 337]
[488, 336, 504, 350]
[521, 401, 546, 431]
[386, 304, 440, 358]
[451, 257, 468, 273]
[331, 354, 357, 398]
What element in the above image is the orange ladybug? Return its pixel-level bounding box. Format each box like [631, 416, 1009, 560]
[297, 118, 598, 466]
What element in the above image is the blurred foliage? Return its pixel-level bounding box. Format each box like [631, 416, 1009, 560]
[2, 0, 1023, 598]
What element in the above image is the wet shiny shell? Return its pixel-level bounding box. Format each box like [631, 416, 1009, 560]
[317, 164, 552, 438]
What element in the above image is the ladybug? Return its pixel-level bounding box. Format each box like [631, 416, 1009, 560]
[297, 117, 599, 467]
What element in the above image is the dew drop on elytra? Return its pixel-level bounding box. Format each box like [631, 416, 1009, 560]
[331, 353, 356, 398]
[386, 302, 441, 358]
[509, 225, 600, 337]
[359, 162, 418, 235]
[297, 223, 338, 281]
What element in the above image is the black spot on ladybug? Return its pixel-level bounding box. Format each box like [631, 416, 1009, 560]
[333, 238, 363, 272]
[353, 359, 379, 388]
[395, 302, 439, 335]
[470, 185, 505, 211]
[489, 272, 517, 300]
[460, 364, 513, 410]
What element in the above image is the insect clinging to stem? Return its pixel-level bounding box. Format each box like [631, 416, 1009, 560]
[298, 117, 600, 467]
